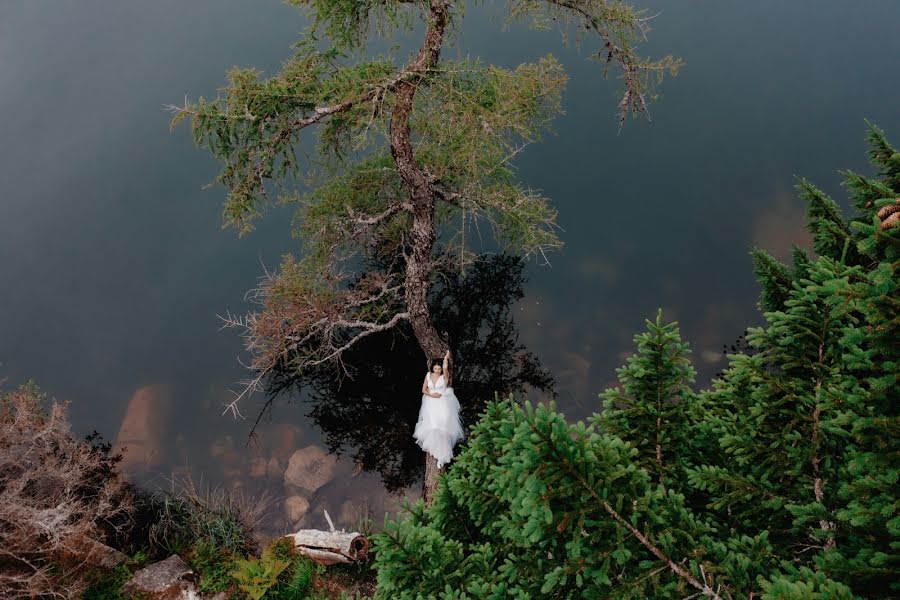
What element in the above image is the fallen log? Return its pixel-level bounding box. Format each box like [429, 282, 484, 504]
[286, 529, 369, 566]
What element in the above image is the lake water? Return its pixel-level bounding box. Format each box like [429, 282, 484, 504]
[1, 0, 898, 536]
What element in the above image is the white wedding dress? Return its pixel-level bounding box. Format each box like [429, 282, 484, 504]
[413, 373, 465, 468]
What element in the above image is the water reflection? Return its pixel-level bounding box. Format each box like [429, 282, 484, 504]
[264, 254, 555, 492]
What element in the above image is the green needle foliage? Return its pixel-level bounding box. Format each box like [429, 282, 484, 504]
[371, 128, 899, 598]
[599, 310, 696, 489]
[171, 0, 679, 410]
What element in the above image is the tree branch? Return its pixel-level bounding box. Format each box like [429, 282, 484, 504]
[346, 202, 413, 226]
[535, 419, 729, 599]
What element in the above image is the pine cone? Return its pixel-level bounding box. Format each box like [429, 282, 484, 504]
[876, 199, 900, 220]
[880, 211, 900, 231]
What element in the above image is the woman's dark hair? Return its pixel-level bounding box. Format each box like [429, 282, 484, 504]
[430, 358, 443, 369]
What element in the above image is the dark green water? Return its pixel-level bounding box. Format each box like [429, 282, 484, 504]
[1, 0, 898, 534]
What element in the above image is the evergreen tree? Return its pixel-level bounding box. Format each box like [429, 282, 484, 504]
[172, 0, 679, 497]
[598, 310, 696, 489]
[371, 126, 898, 597]
[690, 124, 899, 595]
[750, 248, 793, 312]
[170, 0, 678, 419]
[374, 397, 755, 599]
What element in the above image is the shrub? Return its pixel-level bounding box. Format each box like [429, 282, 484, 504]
[0, 383, 134, 599]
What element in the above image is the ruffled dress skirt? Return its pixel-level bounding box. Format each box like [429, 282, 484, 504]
[413, 387, 465, 468]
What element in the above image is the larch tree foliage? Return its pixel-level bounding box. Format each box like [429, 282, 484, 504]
[169, 0, 678, 493]
[371, 127, 898, 598]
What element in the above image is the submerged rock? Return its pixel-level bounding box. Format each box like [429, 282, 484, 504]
[112, 384, 171, 474]
[265, 456, 284, 480]
[248, 456, 267, 478]
[285, 495, 311, 524]
[273, 423, 302, 460]
[284, 445, 338, 494]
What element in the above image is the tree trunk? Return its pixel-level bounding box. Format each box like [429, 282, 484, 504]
[388, 0, 450, 504]
[423, 454, 443, 500]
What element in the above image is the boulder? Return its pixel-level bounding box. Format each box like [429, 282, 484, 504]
[112, 384, 171, 474]
[283, 445, 338, 494]
[285, 495, 311, 524]
[337, 499, 358, 526]
[307, 471, 415, 531]
[265, 456, 284, 480]
[273, 423, 302, 461]
[248, 456, 267, 478]
[209, 435, 235, 460]
[122, 554, 198, 599]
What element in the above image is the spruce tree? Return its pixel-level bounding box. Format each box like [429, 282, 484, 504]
[690, 124, 899, 595]
[371, 126, 898, 598]
[374, 398, 750, 599]
[598, 310, 696, 489]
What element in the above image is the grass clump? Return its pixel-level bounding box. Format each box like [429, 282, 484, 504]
[146, 478, 271, 556]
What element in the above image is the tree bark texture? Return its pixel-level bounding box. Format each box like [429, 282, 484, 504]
[387, 0, 451, 504]
[286, 529, 370, 565]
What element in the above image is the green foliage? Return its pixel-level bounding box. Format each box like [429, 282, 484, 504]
[146, 480, 264, 557]
[691, 125, 899, 596]
[82, 563, 133, 600]
[171, 41, 398, 235]
[267, 555, 319, 600]
[228, 536, 326, 600]
[598, 309, 696, 488]
[374, 396, 750, 598]
[187, 540, 237, 595]
[82, 552, 152, 600]
[412, 57, 568, 257]
[371, 126, 899, 598]
[284, 0, 410, 51]
[752, 247, 794, 312]
[232, 545, 292, 600]
[172, 0, 678, 392]
[272, 558, 317, 599]
[865, 121, 900, 191]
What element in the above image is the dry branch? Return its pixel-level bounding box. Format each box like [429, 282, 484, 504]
[0, 386, 133, 599]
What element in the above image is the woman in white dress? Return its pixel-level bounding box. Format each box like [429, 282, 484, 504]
[413, 350, 465, 469]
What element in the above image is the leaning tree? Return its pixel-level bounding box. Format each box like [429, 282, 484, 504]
[169, 0, 678, 496]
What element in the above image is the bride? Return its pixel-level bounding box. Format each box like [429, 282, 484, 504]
[413, 350, 465, 469]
